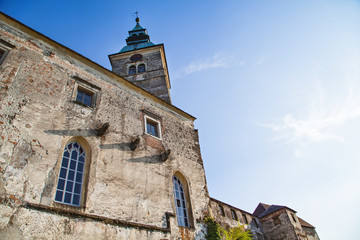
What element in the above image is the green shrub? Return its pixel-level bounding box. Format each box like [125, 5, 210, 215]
[204, 216, 252, 240]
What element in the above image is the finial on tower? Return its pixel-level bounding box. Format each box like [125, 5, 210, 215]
[135, 11, 140, 23]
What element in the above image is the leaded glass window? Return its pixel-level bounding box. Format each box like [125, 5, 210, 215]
[55, 142, 85, 207]
[173, 176, 189, 227]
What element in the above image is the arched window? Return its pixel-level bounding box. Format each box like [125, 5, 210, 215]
[138, 64, 146, 73]
[55, 142, 86, 207]
[128, 65, 136, 75]
[173, 176, 189, 227]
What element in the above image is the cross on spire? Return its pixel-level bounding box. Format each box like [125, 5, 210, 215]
[134, 11, 140, 23]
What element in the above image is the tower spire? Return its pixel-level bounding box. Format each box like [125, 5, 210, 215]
[109, 17, 172, 104]
[118, 15, 154, 53]
[135, 11, 139, 23]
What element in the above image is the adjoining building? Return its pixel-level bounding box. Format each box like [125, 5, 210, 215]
[0, 12, 319, 240]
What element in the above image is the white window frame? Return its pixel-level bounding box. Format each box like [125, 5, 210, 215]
[144, 115, 162, 140]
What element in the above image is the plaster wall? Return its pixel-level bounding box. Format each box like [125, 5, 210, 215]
[0, 18, 208, 240]
[208, 199, 265, 240]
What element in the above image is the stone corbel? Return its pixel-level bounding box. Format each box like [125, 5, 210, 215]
[130, 137, 140, 151]
[161, 149, 171, 162]
[96, 122, 109, 136]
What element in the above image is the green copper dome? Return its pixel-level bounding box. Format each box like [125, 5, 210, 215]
[119, 17, 154, 53]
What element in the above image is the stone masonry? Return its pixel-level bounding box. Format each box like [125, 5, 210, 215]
[0, 12, 319, 240]
[0, 12, 208, 239]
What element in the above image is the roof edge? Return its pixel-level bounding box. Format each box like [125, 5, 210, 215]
[210, 197, 252, 216]
[0, 11, 195, 121]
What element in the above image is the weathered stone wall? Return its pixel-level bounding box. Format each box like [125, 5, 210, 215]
[0, 15, 208, 239]
[303, 227, 320, 240]
[110, 47, 171, 103]
[258, 209, 308, 240]
[208, 198, 265, 240]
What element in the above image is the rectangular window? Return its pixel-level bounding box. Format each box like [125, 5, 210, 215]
[242, 213, 248, 224]
[147, 120, 159, 137]
[231, 209, 238, 220]
[72, 77, 100, 108]
[0, 39, 15, 65]
[291, 213, 297, 222]
[0, 47, 9, 65]
[76, 88, 94, 107]
[219, 204, 225, 216]
[0, 49, 4, 59]
[144, 115, 161, 139]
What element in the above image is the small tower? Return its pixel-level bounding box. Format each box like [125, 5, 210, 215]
[109, 17, 171, 104]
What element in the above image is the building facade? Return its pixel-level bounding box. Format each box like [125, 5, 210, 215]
[0, 12, 319, 240]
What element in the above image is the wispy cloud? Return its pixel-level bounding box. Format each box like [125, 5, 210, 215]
[255, 56, 265, 65]
[261, 80, 360, 145]
[181, 52, 244, 75]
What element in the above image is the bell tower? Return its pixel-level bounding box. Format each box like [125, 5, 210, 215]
[109, 17, 171, 104]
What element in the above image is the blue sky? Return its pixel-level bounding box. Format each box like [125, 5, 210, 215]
[2, 1, 360, 239]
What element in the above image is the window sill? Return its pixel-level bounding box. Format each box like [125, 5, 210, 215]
[73, 100, 95, 109]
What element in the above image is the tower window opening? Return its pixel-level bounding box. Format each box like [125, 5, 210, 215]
[129, 65, 136, 75]
[138, 64, 146, 73]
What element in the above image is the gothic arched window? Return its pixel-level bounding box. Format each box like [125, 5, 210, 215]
[138, 64, 146, 73]
[129, 65, 136, 75]
[173, 176, 190, 227]
[55, 142, 86, 207]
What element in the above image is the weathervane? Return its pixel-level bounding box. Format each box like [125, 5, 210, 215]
[134, 11, 140, 22]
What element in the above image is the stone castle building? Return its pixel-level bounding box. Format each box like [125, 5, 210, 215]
[0, 12, 319, 239]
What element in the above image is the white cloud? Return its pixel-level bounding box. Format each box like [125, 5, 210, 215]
[182, 52, 244, 75]
[255, 56, 265, 65]
[262, 80, 360, 145]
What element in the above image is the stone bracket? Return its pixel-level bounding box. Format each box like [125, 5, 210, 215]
[130, 137, 140, 151]
[96, 122, 109, 136]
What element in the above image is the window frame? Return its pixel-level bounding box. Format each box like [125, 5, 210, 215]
[0, 48, 7, 65]
[173, 176, 190, 227]
[242, 213, 248, 224]
[138, 63, 146, 73]
[76, 87, 94, 107]
[128, 65, 136, 75]
[144, 115, 162, 140]
[219, 204, 225, 216]
[53, 137, 91, 209]
[72, 80, 99, 108]
[55, 142, 86, 207]
[231, 209, 238, 221]
[0, 39, 15, 65]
